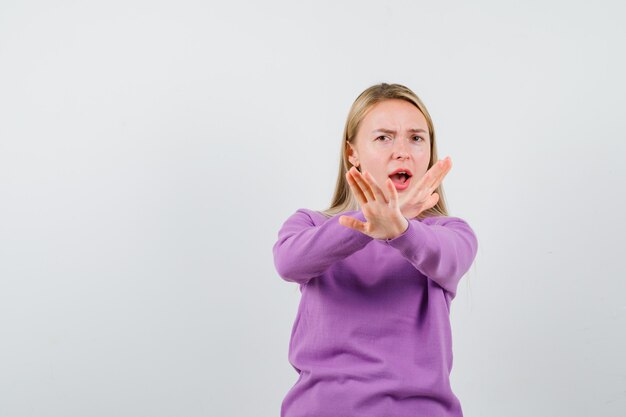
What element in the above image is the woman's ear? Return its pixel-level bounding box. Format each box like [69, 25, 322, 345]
[347, 143, 359, 167]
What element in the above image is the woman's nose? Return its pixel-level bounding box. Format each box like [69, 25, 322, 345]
[392, 138, 410, 159]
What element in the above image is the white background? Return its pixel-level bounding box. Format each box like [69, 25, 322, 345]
[1, 1, 625, 416]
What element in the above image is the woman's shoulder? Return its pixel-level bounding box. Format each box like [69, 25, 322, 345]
[420, 215, 477, 239]
[293, 207, 322, 215]
[280, 208, 331, 227]
[292, 208, 339, 222]
[290, 207, 325, 218]
[288, 207, 363, 226]
[419, 214, 474, 227]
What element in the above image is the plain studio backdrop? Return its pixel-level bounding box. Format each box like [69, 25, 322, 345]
[1, 0, 625, 416]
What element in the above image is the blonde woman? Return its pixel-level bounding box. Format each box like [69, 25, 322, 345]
[273, 83, 478, 417]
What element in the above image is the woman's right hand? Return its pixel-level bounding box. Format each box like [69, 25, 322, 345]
[399, 156, 453, 219]
[339, 167, 409, 240]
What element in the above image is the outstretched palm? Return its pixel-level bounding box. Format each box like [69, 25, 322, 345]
[338, 167, 408, 240]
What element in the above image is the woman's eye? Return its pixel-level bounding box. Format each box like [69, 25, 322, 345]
[377, 135, 424, 142]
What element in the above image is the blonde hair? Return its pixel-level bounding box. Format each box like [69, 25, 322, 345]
[321, 83, 449, 219]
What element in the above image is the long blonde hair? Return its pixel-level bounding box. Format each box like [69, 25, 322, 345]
[321, 83, 449, 219]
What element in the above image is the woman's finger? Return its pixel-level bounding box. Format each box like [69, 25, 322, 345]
[399, 158, 449, 214]
[350, 168, 375, 202]
[427, 158, 452, 192]
[339, 214, 367, 233]
[346, 170, 367, 205]
[428, 192, 440, 209]
[422, 160, 444, 189]
[412, 158, 449, 200]
[387, 178, 399, 209]
[363, 171, 389, 204]
[402, 166, 433, 203]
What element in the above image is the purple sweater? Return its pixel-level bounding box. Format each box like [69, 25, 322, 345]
[273, 208, 478, 417]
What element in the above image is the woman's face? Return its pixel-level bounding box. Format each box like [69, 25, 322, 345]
[347, 99, 431, 205]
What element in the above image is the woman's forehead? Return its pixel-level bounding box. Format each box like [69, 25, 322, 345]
[362, 100, 428, 132]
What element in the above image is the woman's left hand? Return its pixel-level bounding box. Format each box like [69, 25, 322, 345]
[338, 167, 409, 240]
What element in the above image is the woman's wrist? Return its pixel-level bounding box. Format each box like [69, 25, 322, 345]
[383, 216, 409, 241]
[397, 216, 409, 236]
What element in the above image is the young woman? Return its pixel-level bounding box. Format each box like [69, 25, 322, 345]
[273, 83, 478, 417]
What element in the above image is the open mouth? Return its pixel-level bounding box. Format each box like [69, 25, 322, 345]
[389, 172, 411, 184]
[388, 171, 412, 190]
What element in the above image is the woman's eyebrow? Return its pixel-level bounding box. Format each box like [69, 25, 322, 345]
[372, 128, 428, 134]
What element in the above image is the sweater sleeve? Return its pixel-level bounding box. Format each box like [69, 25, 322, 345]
[272, 208, 374, 285]
[381, 216, 478, 297]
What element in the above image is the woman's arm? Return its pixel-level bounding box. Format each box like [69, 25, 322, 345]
[382, 216, 478, 297]
[272, 208, 373, 285]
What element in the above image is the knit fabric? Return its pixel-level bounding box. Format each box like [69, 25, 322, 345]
[273, 208, 478, 417]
